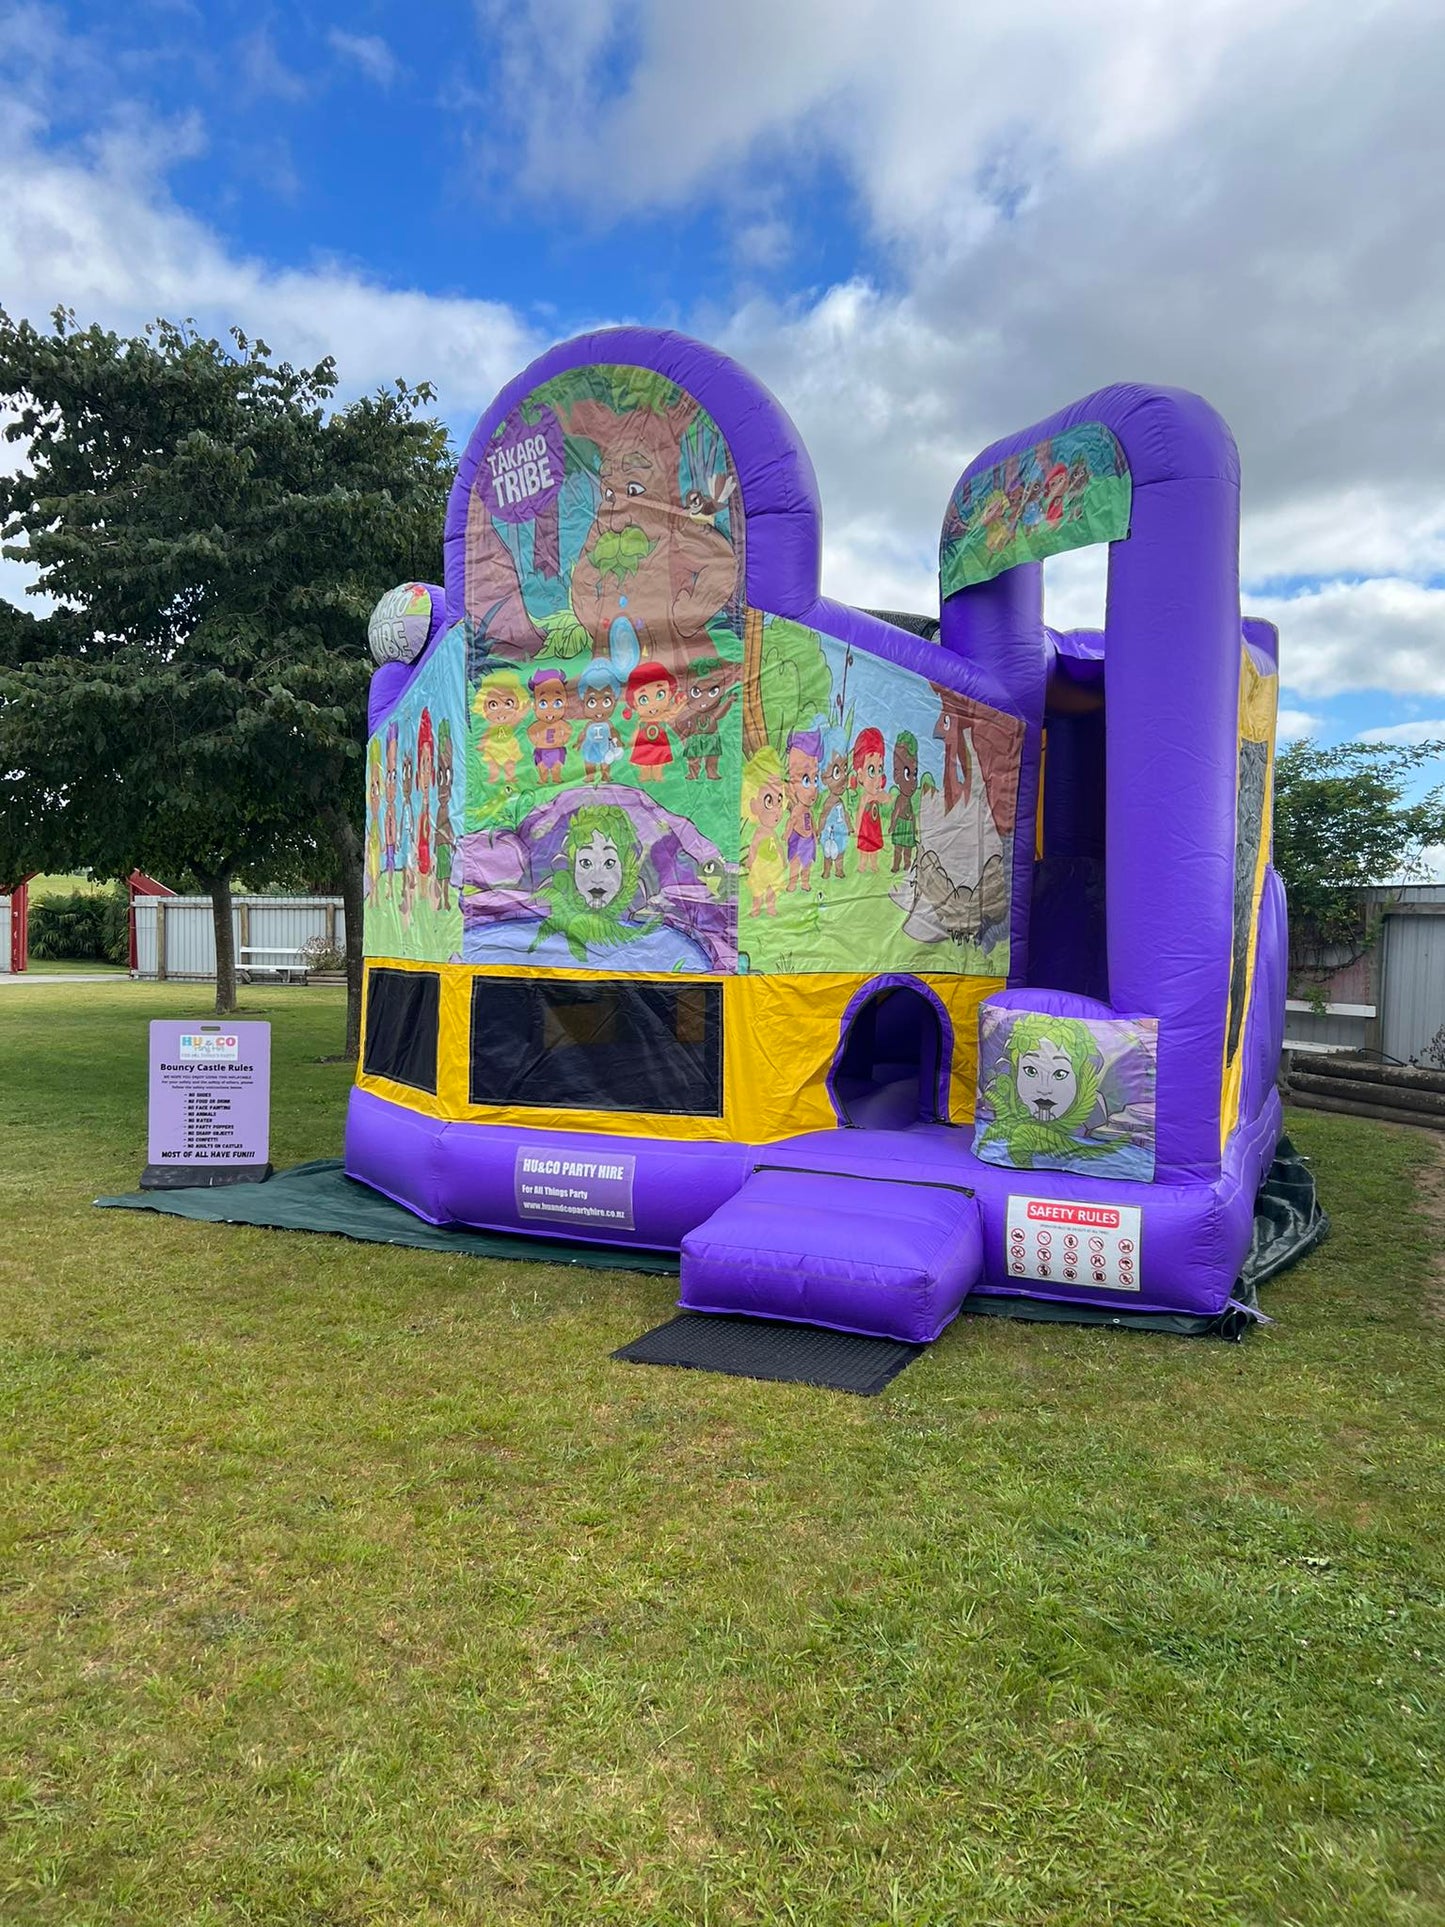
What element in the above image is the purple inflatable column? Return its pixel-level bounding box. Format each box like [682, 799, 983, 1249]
[1105, 441, 1239, 1181]
[938, 563, 1047, 988]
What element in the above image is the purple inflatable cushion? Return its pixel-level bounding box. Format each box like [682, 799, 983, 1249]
[680, 1167, 982, 1344]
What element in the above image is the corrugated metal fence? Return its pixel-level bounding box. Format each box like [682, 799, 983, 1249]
[1283, 883, 1445, 1066]
[1380, 898, 1445, 1065]
[132, 896, 346, 981]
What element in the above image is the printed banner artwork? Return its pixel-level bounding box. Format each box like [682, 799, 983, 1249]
[368, 583, 436, 666]
[461, 362, 744, 674]
[940, 421, 1131, 595]
[363, 637, 466, 964]
[514, 1146, 636, 1231]
[375, 364, 1023, 984]
[148, 1021, 271, 1167]
[1005, 1195, 1142, 1291]
[974, 1005, 1158, 1180]
[741, 618, 1021, 977]
[457, 364, 745, 974]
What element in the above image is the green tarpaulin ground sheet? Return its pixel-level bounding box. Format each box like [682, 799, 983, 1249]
[95, 1159, 680, 1275]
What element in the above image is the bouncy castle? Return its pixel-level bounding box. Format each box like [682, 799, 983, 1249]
[348, 328, 1290, 1342]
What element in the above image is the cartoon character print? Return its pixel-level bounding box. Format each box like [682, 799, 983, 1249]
[674, 655, 741, 781]
[624, 663, 680, 782]
[941, 427, 1128, 592]
[414, 709, 436, 910]
[474, 669, 526, 784]
[742, 748, 787, 918]
[851, 726, 888, 873]
[398, 749, 416, 921]
[817, 727, 851, 883]
[527, 668, 572, 785]
[889, 729, 919, 874]
[382, 721, 400, 891]
[784, 725, 822, 893]
[531, 804, 659, 964]
[976, 1014, 1114, 1168]
[462, 377, 742, 674]
[366, 738, 383, 903]
[434, 717, 455, 911]
[575, 661, 625, 782]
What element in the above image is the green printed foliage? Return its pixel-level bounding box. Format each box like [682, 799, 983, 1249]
[758, 618, 832, 746]
[590, 526, 654, 584]
[537, 609, 593, 658]
[532, 364, 682, 420]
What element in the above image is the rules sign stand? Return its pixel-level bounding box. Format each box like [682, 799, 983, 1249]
[143, 1022, 273, 1190]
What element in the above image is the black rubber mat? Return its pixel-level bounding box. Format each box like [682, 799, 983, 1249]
[613, 1312, 925, 1395]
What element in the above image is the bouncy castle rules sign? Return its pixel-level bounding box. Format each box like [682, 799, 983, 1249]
[147, 1022, 271, 1181]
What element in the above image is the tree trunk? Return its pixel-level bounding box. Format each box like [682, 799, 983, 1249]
[322, 804, 366, 1060]
[741, 605, 767, 757]
[197, 868, 237, 1015]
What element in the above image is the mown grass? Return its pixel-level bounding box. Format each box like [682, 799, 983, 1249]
[1, 982, 1442, 1926]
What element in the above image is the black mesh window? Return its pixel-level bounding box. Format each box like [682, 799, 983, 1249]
[470, 978, 723, 1116]
[362, 968, 440, 1094]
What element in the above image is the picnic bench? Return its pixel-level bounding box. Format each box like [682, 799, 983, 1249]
[237, 946, 308, 985]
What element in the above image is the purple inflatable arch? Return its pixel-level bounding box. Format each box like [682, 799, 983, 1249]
[346, 329, 1291, 1342]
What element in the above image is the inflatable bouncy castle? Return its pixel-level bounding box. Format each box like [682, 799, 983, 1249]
[348, 328, 1291, 1341]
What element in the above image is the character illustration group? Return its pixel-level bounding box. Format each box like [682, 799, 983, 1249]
[366, 706, 456, 924]
[941, 421, 1130, 591]
[741, 725, 923, 918]
[472, 655, 741, 796]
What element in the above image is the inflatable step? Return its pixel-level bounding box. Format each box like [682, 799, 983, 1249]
[680, 1165, 982, 1344]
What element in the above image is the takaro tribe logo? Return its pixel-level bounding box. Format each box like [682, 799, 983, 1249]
[179, 1032, 240, 1060]
[484, 405, 566, 523]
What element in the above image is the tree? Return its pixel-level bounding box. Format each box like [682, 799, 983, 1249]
[0, 310, 450, 1041]
[1273, 736, 1445, 985]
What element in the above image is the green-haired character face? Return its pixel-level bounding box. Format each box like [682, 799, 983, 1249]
[567, 805, 636, 911]
[534, 804, 651, 963]
[978, 1012, 1109, 1167]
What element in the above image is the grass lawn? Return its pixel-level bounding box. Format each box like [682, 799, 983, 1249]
[1, 984, 1442, 1925]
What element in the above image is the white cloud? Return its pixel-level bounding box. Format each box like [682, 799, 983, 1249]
[1276, 708, 1324, 743]
[327, 30, 399, 88]
[0, 51, 540, 606]
[477, 0, 1445, 704]
[5, 0, 1445, 736]
[1357, 719, 1445, 747]
[1248, 580, 1445, 699]
[485, 0, 1309, 237]
[237, 27, 307, 103]
[0, 99, 537, 413]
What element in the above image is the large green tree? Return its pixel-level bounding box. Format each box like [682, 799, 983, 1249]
[1273, 736, 1445, 983]
[0, 311, 450, 1042]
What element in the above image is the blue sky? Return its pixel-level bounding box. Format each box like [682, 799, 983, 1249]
[3, 0, 1445, 801]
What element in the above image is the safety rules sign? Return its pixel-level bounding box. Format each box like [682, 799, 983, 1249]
[1005, 1195, 1142, 1292]
[148, 1022, 271, 1171]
